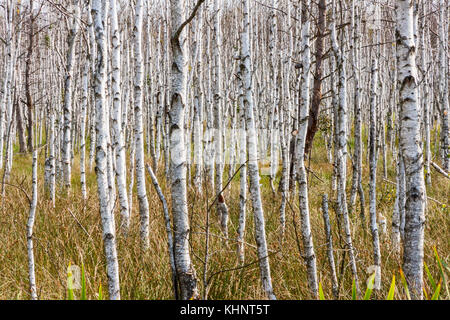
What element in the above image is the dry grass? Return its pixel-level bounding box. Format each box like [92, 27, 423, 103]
[0, 133, 448, 300]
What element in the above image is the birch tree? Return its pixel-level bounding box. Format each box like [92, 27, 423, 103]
[62, 0, 80, 190]
[169, 0, 202, 300]
[92, 0, 121, 300]
[296, 0, 318, 298]
[330, 0, 359, 293]
[27, 148, 38, 300]
[395, 0, 426, 300]
[133, 0, 150, 249]
[369, 56, 381, 290]
[240, 0, 276, 300]
[110, 0, 130, 234]
[439, 0, 449, 171]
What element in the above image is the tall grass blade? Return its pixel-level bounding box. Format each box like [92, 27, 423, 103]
[319, 282, 325, 300]
[352, 278, 357, 300]
[386, 275, 396, 300]
[67, 263, 74, 300]
[431, 280, 442, 300]
[364, 272, 376, 300]
[81, 263, 87, 300]
[399, 268, 411, 300]
[423, 286, 429, 300]
[424, 261, 436, 291]
[98, 283, 103, 300]
[433, 246, 449, 298]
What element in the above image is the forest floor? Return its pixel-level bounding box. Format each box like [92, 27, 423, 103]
[0, 131, 448, 300]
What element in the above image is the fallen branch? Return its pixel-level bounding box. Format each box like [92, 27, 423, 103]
[431, 162, 450, 180]
[306, 166, 325, 183]
[145, 163, 178, 300]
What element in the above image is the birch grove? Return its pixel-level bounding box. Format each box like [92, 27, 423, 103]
[0, 0, 448, 301]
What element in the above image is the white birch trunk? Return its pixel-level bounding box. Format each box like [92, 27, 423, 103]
[213, 0, 228, 238]
[237, 82, 247, 264]
[62, 1, 80, 190]
[330, 0, 359, 293]
[48, 107, 56, 207]
[133, 0, 150, 249]
[369, 57, 381, 290]
[92, 0, 121, 299]
[146, 164, 178, 299]
[322, 194, 339, 299]
[241, 0, 276, 300]
[88, 6, 97, 173]
[395, 0, 426, 300]
[27, 149, 38, 300]
[422, 16, 431, 185]
[169, 0, 199, 300]
[0, 0, 13, 171]
[349, 0, 365, 223]
[110, 0, 130, 235]
[3, 0, 15, 180]
[80, 56, 88, 201]
[296, 1, 318, 298]
[439, 0, 449, 171]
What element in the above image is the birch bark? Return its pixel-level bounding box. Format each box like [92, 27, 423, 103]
[213, 0, 228, 238]
[330, 0, 359, 293]
[169, 0, 199, 300]
[146, 164, 178, 299]
[322, 194, 339, 299]
[133, 0, 150, 249]
[237, 70, 247, 264]
[296, 0, 318, 298]
[0, 0, 14, 170]
[439, 0, 449, 171]
[369, 57, 381, 290]
[110, 0, 130, 234]
[241, 0, 276, 300]
[62, 0, 80, 190]
[27, 149, 38, 300]
[80, 55, 88, 201]
[92, 0, 121, 299]
[395, 0, 426, 300]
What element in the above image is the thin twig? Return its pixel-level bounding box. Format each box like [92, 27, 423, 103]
[206, 161, 248, 213]
[67, 208, 91, 238]
[206, 251, 279, 288]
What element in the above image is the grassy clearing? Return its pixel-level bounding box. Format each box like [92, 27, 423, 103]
[0, 131, 448, 300]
